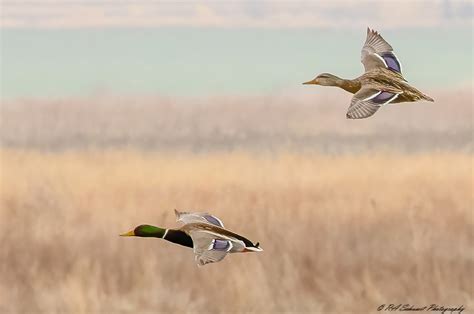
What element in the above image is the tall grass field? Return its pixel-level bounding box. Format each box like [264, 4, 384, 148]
[1, 150, 471, 313]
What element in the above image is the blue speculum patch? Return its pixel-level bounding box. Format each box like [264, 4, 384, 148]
[381, 53, 401, 73]
[213, 240, 230, 251]
[204, 215, 222, 227]
[373, 91, 396, 104]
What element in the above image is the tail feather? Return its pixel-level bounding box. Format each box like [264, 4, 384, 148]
[423, 94, 434, 102]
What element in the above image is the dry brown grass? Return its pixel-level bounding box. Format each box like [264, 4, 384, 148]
[1, 86, 472, 152]
[0, 149, 472, 313]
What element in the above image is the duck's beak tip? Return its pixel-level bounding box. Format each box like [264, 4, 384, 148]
[120, 230, 135, 237]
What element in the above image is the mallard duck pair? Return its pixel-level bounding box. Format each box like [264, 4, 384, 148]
[122, 28, 434, 266]
[121, 209, 262, 266]
[304, 28, 434, 119]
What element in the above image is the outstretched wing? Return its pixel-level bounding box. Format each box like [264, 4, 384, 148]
[347, 87, 401, 119]
[361, 28, 403, 75]
[188, 230, 245, 266]
[175, 209, 225, 228]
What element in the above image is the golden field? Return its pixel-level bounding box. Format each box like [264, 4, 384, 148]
[0, 149, 472, 313]
[0, 87, 472, 312]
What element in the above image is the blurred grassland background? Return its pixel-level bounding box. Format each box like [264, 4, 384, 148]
[1, 1, 473, 313]
[1, 87, 472, 153]
[1, 149, 473, 313]
[0, 88, 473, 313]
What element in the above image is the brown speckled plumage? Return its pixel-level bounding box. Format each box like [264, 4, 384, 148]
[304, 28, 434, 119]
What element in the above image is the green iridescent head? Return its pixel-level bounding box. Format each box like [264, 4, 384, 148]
[120, 224, 167, 238]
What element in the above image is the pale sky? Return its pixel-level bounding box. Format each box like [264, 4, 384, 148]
[1, 0, 473, 29]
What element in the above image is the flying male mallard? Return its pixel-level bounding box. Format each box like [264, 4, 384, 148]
[121, 210, 262, 266]
[303, 28, 434, 119]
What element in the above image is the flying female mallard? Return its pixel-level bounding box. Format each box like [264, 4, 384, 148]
[121, 210, 262, 266]
[303, 28, 434, 119]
